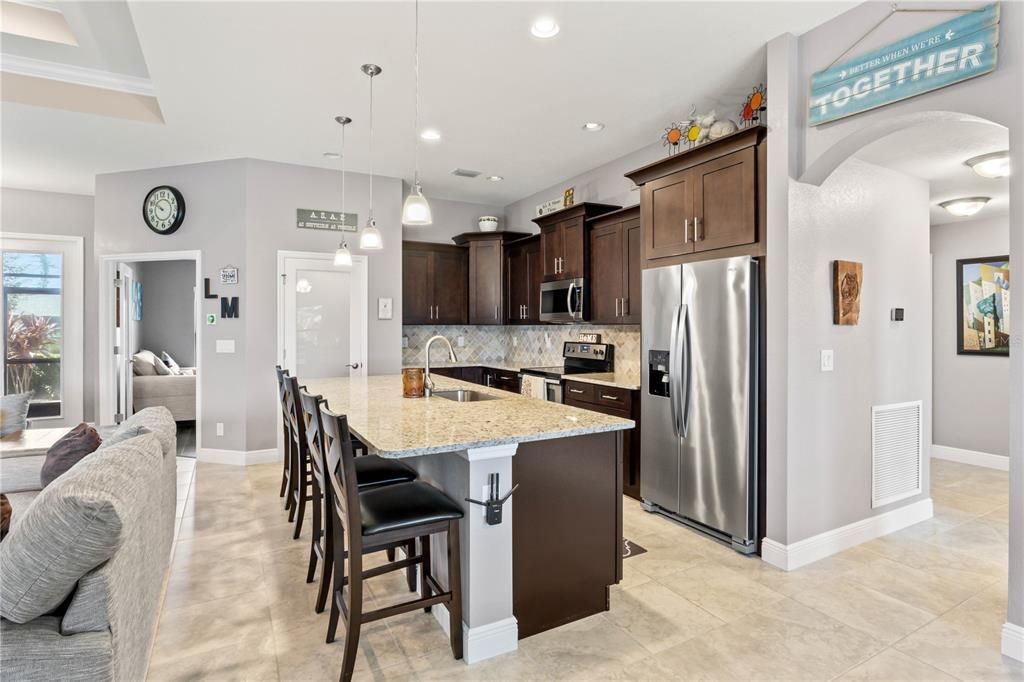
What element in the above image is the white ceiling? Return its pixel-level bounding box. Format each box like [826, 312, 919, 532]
[855, 120, 1009, 226]
[1, 1, 854, 204]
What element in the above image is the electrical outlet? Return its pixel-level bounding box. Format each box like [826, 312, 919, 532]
[820, 349, 834, 372]
[216, 422, 225, 436]
[545, 333, 552, 349]
[512, 336, 518, 347]
[402, 336, 409, 349]
[457, 336, 465, 347]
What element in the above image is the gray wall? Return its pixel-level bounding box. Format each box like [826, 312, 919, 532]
[1, 188, 96, 420]
[931, 217, 1010, 457]
[136, 260, 196, 367]
[402, 194, 506, 244]
[787, 158, 932, 543]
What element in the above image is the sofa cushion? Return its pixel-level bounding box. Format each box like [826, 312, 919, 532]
[0, 432, 162, 623]
[97, 423, 147, 450]
[161, 351, 181, 374]
[0, 392, 31, 437]
[0, 616, 113, 682]
[0, 454, 45, 494]
[40, 423, 103, 488]
[132, 350, 160, 376]
[3, 490, 39, 532]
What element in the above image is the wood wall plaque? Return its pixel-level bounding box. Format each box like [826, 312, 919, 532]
[833, 260, 863, 326]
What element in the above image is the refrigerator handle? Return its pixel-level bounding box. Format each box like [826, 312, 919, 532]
[680, 303, 692, 439]
[669, 303, 684, 437]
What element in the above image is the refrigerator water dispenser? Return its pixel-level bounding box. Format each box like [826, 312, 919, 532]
[648, 350, 670, 397]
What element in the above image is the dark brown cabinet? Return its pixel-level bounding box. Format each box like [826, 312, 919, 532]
[505, 236, 541, 324]
[563, 380, 641, 500]
[587, 206, 642, 325]
[402, 242, 468, 325]
[626, 126, 765, 267]
[453, 232, 529, 326]
[532, 203, 620, 282]
[483, 367, 521, 393]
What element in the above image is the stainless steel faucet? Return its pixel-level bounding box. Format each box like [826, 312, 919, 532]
[424, 335, 458, 397]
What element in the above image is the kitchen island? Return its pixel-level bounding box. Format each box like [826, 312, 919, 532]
[304, 374, 634, 663]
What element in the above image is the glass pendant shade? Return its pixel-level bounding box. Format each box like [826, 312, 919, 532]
[359, 218, 384, 250]
[402, 183, 433, 225]
[333, 242, 353, 266]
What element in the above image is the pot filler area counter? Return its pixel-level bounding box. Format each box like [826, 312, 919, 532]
[304, 374, 634, 663]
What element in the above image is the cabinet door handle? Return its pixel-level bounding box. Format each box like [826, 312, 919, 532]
[695, 216, 703, 241]
[622, 298, 629, 316]
[601, 394, 620, 401]
[683, 218, 690, 243]
[569, 388, 585, 394]
[615, 298, 621, 317]
[429, 305, 434, 320]
[494, 305, 498, 321]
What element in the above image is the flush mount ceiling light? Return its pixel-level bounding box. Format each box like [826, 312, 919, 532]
[530, 17, 559, 38]
[582, 122, 604, 132]
[359, 64, 384, 250]
[420, 129, 441, 141]
[939, 196, 991, 217]
[966, 150, 1011, 179]
[485, 175, 504, 182]
[333, 115, 354, 266]
[402, 0, 433, 226]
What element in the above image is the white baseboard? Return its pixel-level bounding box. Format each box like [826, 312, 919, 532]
[762, 497, 933, 571]
[431, 603, 518, 664]
[932, 445, 1009, 471]
[196, 448, 281, 466]
[1003, 622, 1024, 663]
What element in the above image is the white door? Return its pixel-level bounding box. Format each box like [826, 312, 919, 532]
[280, 254, 367, 380]
[0, 234, 84, 427]
[115, 263, 135, 422]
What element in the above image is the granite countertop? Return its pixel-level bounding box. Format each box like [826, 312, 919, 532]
[303, 375, 634, 458]
[404, 361, 524, 373]
[564, 371, 642, 391]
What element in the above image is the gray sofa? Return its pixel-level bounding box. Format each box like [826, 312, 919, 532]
[132, 350, 196, 421]
[0, 407, 177, 681]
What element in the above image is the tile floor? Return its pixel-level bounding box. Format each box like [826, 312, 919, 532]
[149, 458, 1021, 681]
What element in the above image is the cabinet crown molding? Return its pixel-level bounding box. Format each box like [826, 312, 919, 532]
[531, 202, 621, 227]
[625, 125, 766, 187]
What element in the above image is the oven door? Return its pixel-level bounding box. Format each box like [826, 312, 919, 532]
[539, 278, 585, 323]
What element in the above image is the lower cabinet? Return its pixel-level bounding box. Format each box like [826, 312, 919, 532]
[426, 366, 518, 392]
[563, 381, 641, 500]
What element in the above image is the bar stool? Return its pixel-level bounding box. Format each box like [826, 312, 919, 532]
[297, 387, 418, 613]
[275, 366, 293, 510]
[320, 406, 464, 682]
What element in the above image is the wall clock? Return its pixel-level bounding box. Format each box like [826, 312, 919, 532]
[143, 185, 185, 235]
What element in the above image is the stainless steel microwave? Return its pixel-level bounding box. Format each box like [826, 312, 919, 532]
[539, 278, 585, 323]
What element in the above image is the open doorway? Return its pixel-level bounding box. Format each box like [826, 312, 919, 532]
[99, 251, 202, 457]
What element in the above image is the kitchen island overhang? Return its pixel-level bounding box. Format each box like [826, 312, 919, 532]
[304, 375, 633, 664]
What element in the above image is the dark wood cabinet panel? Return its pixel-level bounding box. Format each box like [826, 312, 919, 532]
[540, 225, 562, 280]
[524, 239, 542, 323]
[505, 236, 541, 324]
[453, 232, 530, 326]
[621, 217, 642, 323]
[645, 170, 695, 260]
[588, 223, 622, 324]
[433, 248, 469, 324]
[403, 242, 467, 325]
[563, 380, 641, 500]
[693, 147, 756, 253]
[402, 248, 434, 324]
[560, 217, 585, 279]
[533, 203, 620, 283]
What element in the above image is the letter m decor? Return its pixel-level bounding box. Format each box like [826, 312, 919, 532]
[808, 3, 999, 126]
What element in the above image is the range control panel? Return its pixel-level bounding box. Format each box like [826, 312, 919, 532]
[564, 342, 610, 360]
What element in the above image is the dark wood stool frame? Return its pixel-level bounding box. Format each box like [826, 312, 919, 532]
[320, 407, 463, 682]
[283, 375, 314, 539]
[275, 366, 294, 510]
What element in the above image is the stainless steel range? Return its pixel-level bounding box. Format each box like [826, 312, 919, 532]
[520, 342, 614, 402]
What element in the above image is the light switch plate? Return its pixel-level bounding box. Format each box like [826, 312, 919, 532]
[402, 336, 409, 349]
[820, 349, 834, 372]
[377, 297, 393, 320]
[216, 422, 224, 436]
[216, 339, 235, 353]
[457, 336, 465, 347]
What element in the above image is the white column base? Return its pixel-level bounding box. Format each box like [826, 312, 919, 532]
[431, 602, 519, 664]
[1003, 622, 1024, 662]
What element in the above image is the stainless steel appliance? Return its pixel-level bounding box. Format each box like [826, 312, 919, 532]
[641, 257, 759, 553]
[539, 278, 585, 323]
[521, 341, 614, 402]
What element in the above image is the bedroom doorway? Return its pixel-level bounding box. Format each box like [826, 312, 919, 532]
[98, 251, 202, 456]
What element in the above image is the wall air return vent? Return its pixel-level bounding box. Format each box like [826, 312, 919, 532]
[871, 400, 923, 508]
[451, 168, 482, 178]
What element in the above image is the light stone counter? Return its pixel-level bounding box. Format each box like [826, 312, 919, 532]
[564, 371, 642, 391]
[303, 374, 633, 458]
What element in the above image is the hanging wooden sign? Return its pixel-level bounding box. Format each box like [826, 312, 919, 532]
[809, 3, 1000, 126]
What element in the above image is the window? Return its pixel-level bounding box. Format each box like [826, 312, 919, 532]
[3, 251, 64, 418]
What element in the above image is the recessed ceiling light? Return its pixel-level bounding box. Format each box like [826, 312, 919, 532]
[323, 152, 341, 159]
[939, 196, 991, 217]
[486, 175, 504, 182]
[966, 150, 1010, 178]
[531, 17, 560, 38]
[582, 122, 604, 132]
[420, 129, 441, 141]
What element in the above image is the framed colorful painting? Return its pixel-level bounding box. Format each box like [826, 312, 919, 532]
[956, 256, 1010, 356]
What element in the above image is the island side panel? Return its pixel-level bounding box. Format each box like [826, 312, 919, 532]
[512, 430, 624, 639]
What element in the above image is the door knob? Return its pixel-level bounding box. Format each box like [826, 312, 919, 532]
[345, 362, 362, 370]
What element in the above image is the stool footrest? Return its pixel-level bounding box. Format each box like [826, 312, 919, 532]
[363, 592, 451, 624]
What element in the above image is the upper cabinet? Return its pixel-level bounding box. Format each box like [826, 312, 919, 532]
[505, 235, 541, 324]
[532, 203, 620, 281]
[587, 206, 642, 325]
[626, 126, 766, 268]
[402, 242, 468, 325]
[452, 232, 530, 325]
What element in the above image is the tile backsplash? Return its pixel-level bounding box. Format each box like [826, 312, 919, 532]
[403, 325, 641, 372]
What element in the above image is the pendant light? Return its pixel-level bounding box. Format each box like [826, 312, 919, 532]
[358, 64, 384, 251]
[333, 116, 354, 267]
[401, 0, 432, 226]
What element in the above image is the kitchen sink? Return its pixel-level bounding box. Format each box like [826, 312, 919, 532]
[431, 389, 503, 403]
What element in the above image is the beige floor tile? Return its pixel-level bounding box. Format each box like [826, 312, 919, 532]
[623, 531, 711, 580]
[616, 557, 654, 590]
[162, 553, 266, 610]
[385, 610, 455, 662]
[603, 581, 724, 654]
[146, 633, 279, 682]
[405, 647, 550, 681]
[517, 613, 652, 677]
[863, 532, 1005, 581]
[836, 648, 957, 681]
[926, 516, 1009, 566]
[844, 556, 984, 615]
[791, 577, 935, 645]
[894, 619, 1024, 681]
[931, 487, 1005, 521]
[934, 581, 1011, 651]
[151, 592, 274, 665]
[273, 618, 407, 679]
[659, 561, 786, 623]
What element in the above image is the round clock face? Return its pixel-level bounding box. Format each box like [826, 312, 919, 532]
[143, 186, 185, 235]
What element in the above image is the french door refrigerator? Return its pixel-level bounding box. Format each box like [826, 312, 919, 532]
[641, 256, 759, 553]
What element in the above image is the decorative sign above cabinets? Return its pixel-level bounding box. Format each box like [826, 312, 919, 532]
[296, 208, 358, 232]
[808, 3, 1000, 126]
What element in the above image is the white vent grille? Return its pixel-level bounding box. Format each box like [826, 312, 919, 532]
[871, 401, 923, 508]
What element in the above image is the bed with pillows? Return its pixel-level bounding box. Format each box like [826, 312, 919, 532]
[131, 350, 196, 422]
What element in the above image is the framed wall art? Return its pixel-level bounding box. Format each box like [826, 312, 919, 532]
[956, 255, 1010, 356]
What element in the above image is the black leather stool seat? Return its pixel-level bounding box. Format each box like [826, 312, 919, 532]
[354, 455, 418, 490]
[359, 481, 464, 537]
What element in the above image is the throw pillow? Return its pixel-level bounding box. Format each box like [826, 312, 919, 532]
[97, 423, 148, 450]
[0, 392, 31, 437]
[39, 422, 103, 488]
[161, 351, 181, 374]
[0, 494, 10, 541]
[152, 356, 172, 376]
[132, 351, 159, 376]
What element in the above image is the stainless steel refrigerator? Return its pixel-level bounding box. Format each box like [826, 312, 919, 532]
[641, 257, 759, 553]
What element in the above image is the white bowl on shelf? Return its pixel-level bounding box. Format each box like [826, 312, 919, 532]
[478, 216, 499, 232]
